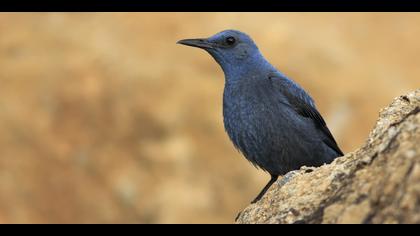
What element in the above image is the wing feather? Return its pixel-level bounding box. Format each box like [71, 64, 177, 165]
[269, 72, 344, 156]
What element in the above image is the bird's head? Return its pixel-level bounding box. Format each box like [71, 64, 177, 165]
[177, 30, 264, 76]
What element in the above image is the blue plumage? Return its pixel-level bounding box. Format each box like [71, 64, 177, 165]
[178, 30, 343, 203]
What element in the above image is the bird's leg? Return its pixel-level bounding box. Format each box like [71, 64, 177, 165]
[251, 174, 278, 204]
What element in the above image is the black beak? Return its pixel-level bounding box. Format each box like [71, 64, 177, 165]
[177, 38, 214, 49]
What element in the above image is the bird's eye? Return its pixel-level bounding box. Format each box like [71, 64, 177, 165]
[225, 36, 236, 45]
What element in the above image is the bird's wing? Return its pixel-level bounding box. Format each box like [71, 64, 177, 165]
[269, 72, 344, 156]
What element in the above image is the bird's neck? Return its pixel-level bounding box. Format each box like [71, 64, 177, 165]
[223, 55, 274, 86]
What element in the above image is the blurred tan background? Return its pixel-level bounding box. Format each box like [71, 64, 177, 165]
[0, 13, 419, 223]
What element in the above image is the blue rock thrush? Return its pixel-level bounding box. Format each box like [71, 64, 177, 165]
[178, 30, 344, 203]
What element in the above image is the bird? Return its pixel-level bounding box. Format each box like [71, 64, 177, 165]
[177, 29, 344, 203]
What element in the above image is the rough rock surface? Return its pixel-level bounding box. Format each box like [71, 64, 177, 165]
[236, 89, 420, 224]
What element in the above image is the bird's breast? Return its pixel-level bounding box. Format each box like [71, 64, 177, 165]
[222, 81, 280, 154]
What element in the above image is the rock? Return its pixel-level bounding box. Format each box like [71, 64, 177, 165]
[236, 89, 420, 224]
